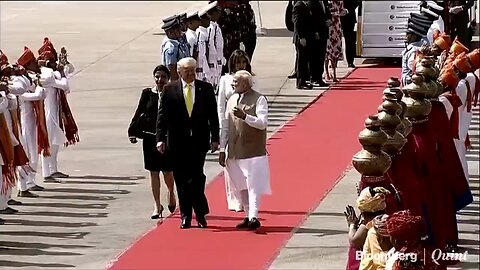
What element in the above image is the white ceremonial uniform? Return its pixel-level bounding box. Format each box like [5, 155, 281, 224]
[186, 28, 197, 57]
[220, 92, 271, 219]
[17, 75, 46, 190]
[39, 66, 69, 178]
[205, 24, 218, 85]
[210, 21, 225, 87]
[195, 26, 211, 82]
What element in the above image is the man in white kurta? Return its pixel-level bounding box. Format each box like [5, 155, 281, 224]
[39, 63, 69, 181]
[219, 70, 270, 230]
[16, 72, 47, 194]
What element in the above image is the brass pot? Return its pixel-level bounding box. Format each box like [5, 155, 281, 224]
[382, 130, 407, 156]
[424, 81, 440, 99]
[399, 118, 413, 137]
[352, 149, 392, 176]
[416, 58, 437, 82]
[378, 111, 401, 130]
[380, 94, 402, 115]
[387, 77, 401, 88]
[358, 115, 388, 151]
[403, 96, 432, 119]
[405, 74, 429, 97]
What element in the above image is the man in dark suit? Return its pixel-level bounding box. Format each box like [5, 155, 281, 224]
[156, 57, 220, 229]
[341, 0, 359, 68]
[292, 0, 315, 89]
[309, 0, 331, 87]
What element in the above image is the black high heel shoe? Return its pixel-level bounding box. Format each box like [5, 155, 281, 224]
[151, 205, 164, 219]
[167, 191, 176, 213]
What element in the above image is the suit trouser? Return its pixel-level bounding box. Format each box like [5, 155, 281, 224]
[450, 14, 470, 48]
[173, 150, 209, 220]
[243, 33, 257, 61]
[310, 36, 328, 82]
[41, 144, 60, 177]
[341, 17, 356, 65]
[295, 41, 311, 86]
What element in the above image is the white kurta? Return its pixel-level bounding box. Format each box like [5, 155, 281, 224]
[17, 76, 45, 165]
[195, 26, 212, 81]
[40, 66, 69, 146]
[220, 93, 271, 196]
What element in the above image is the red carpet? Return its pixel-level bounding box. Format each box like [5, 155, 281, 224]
[107, 67, 399, 270]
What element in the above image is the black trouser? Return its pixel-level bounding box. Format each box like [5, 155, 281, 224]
[244, 33, 257, 61]
[450, 13, 470, 48]
[295, 40, 311, 86]
[173, 150, 209, 221]
[310, 35, 328, 83]
[341, 17, 356, 65]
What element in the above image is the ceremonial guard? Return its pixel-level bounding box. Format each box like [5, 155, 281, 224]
[207, 1, 225, 89]
[197, 4, 216, 83]
[185, 11, 201, 57]
[176, 13, 191, 60]
[0, 87, 15, 222]
[401, 20, 429, 86]
[161, 16, 182, 80]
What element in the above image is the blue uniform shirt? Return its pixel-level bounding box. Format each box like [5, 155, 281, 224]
[161, 37, 179, 67]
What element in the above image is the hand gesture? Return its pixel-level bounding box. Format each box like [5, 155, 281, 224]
[344, 205, 359, 226]
[211, 142, 219, 153]
[157, 141, 165, 153]
[449, 6, 463, 14]
[129, 137, 137, 144]
[233, 106, 246, 119]
[314, 32, 320, 40]
[219, 152, 226, 167]
[300, 38, 307, 47]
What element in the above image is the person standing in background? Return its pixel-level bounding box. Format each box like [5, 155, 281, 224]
[161, 17, 182, 80]
[341, 0, 359, 68]
[310, 0, 332, 87]
[325, 0, 346, 83]
[448, 0, 474, 48]
[292, 0, 315, 89]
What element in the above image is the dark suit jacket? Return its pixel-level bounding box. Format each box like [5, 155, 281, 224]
[292, 1, 315, 43]
[341, 0, 359, 24]
[156, 79, 219, 157]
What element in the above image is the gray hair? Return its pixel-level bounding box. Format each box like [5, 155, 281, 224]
[177, 57, 197, 71]
[234, 70, 254, 88]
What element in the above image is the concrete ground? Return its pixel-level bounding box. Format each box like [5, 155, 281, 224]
[0, 1, 478, 270]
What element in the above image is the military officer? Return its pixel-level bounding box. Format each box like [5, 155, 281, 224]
[161, 16, 182, 80]
[401, 20, 429, 86]
[176, 13, 191, 60]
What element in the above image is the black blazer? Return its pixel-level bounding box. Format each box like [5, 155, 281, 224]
[292, 1, 314, 43]
[341, 0, 359, 24]
[156, 79, 219, 155]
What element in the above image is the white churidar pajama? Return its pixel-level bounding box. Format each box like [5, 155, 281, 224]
[220, 93, 271, 219]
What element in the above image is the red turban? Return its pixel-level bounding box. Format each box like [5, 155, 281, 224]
[386, 210, 426, 242]
[0, 50, 8, 66]
[17, 46, 36, 67]
[38, 37, 57, 61]
[38, 50, 55, 62]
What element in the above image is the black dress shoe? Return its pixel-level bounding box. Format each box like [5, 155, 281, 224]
[236, 217, 250, 229]
[29, 185, 45, 191]
[287, 72, 297, 79]
[297, 83, 313, 90]
[348, 63, 356, 68]
[247, 217, 261, 230]
[0, 217, 4, 225]
[196, 216, 207, 228]
[17, 190, 39, 198]
[180, 219, 191, 229]
[0, 207, 18, 214]
[7, 199, 22, 205]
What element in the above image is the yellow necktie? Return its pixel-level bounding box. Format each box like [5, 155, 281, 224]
[185, 84, 193, 116]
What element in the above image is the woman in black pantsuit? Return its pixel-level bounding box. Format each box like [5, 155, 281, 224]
[128, 65, 176, 219]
